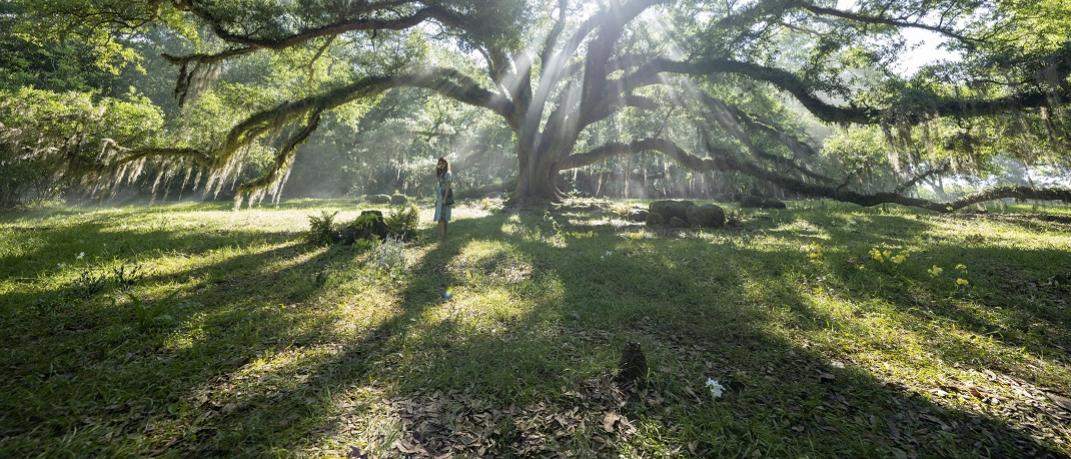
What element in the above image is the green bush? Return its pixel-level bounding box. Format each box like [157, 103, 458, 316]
[307, 208, 412, 246]
[386, 204, 419, 240]
[305, 211, 339, 245]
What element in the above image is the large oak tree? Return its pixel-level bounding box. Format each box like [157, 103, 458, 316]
[28, 0, 1071, 208]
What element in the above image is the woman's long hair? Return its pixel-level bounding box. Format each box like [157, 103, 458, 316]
[436, 157, 449, 178]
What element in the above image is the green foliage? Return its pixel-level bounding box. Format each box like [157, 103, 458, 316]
[119, 290, 179, 332]
[372, 235, 409, 277]
[0, 87, 164, 207]
[2, 0, 170, 83]
[0, 157, 63, 209]
[821, 125, 897, 190]
[386, 204, 420, 240]
[305, 211, 339, 245]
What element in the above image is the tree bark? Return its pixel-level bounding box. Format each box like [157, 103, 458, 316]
[512, 145, 563, 205]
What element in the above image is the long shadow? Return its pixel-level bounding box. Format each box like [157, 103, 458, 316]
[145, 208, 1067, 456]
[172, 220, 478, 454]
[5, 205, 1069, 456]
[715, 207, 1071, 368]
[1, 216, 357, 454]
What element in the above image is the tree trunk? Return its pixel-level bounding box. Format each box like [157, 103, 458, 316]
[512, 146, 563, 205]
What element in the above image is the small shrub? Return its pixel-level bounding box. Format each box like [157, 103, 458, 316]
[118, 290, 178, 331]
[70, 261, 145, 299]
[72, 268, 109, 298]
[306, 211, 339, 245]
[725, 209, 742, 227]
[352, 238, 376, 252]
[386, 204, 419, 239]
[112, 263, 145, 287]
[374, 235, 408, 277]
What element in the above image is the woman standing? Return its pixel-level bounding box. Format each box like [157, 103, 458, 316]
[434, 157, 453, 241]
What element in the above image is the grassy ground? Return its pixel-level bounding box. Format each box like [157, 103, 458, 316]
[2, 198, 1070, 457]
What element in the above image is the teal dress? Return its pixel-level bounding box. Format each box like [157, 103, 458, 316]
[434, 171, 452, 222]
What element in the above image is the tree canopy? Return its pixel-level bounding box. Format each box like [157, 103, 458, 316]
[3, 0, 1070, 209]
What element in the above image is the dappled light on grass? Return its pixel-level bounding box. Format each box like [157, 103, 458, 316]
[3, 200, 1071, 456]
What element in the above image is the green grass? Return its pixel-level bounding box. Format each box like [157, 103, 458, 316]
[2, 199, 1070, 457]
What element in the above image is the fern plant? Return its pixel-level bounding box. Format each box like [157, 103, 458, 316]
[385, 205, 419, 240]
[305, 211, 339, 245]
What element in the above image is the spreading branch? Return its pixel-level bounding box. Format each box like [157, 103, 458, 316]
[114, 68, 512, 195]
[237, 109, 323, 195]
[163, 3, 466, 105]
[620, 57, 1071, 125]
[792, 1, 976, 47]
[557, 136, 1071, 212]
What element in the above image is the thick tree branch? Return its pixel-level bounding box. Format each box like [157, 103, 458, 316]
[164, 3, 469, 105]
[111, 147, 213, 167]
[174, 1, 434, 51]
[793, 1, 975, 47]
[117, 68, 512, 172]
[558, 138, 716, 171]
[523, 0, 663, 155]
[557, 137, 1071, 212]
[621, 57, 1071, 125]
[237, 109, 323, 195]
[539, 0, 569, 71]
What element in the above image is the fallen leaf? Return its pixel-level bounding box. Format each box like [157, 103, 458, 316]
[394, 439, 425, 455]
[602, 411, 620, 432]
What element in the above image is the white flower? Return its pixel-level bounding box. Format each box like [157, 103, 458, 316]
[605, 250, 613, 257]
[76, 252, 85, 260]
[705, 377, 725, 399]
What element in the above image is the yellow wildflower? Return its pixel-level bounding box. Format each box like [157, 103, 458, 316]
[869, 248, 884, 263]
[955, 264, 967, 271]
[955, 278, 969, 287]
[927, 265, 943, 277]
[891, 254, 907, 265]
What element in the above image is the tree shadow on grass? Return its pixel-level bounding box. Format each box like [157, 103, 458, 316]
[145, 209, 1068, 457]
[0, 218, 364, 455]
[4, 206, 1068, 457]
